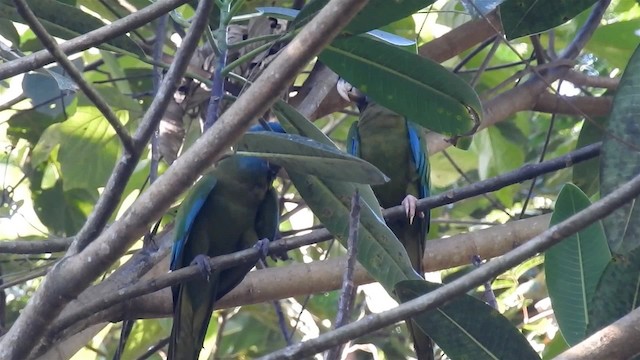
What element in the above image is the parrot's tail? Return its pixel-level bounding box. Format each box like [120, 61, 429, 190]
[408, 320, 435, 360]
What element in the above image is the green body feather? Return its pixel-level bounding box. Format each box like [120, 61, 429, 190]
[348, 102, 433, 360]
[169, 155, 279, 360]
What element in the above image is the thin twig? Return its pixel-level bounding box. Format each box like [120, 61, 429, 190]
[255, 157, 640, 360]
[150, 14, 169, 184]
[203, 1, 231, 130]
[326, 190, 361, 360]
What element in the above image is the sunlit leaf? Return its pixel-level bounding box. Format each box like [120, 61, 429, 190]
[545, 183, 610, 345]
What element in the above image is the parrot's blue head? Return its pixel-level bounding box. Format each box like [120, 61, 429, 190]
[247, 122, 285, 178]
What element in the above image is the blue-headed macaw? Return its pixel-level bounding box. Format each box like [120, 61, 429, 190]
[168, 124, 282, 360]
[338, 79, 433, 360]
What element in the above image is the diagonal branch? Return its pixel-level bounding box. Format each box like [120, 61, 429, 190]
[0, 1, 370, 359]
[13, 0, 135, 153]
[0, 1, 213, 358]
[0, 0, 189, 80]
[256, 153, 640, 360]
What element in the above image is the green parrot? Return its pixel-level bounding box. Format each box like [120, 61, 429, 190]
[338, 79, 433, 360]
[168, 125, 282, 360]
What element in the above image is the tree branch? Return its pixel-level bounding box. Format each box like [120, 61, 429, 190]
[0, 1, 213, 358]
[533, 93, 612, 117]
[256, 158, 640, 360]
[0, 0, 189, 80]
[0, 237, 72, 254]
[555, 306, 640, 360]
[0, 1, 370, 358]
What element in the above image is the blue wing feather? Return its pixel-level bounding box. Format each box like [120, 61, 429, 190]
[346, 121, 360, 156]
[170, 175, 218, 271]
[407, 122, 429, 200]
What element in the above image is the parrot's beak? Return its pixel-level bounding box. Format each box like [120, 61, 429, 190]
[336, 78, 366, 103]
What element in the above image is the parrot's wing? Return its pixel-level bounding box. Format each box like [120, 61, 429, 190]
[255, 187, 280, 242]
[408, 122, 431, 236]
[170, 174, 218, 272]
[407, 123, 430, 199]
[346, 121, 361, 156]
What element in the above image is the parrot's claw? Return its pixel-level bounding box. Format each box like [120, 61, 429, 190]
[254, 238, 271, 261]
[402, 195, 424, 225]
[191, 254, 213, 281]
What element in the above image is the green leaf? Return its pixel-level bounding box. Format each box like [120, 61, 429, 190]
[470, 127, 524, 206]
[237, 132, 389, 184]
[600, 44, 640, 255]
[545, 183, 610, 345]
[395, 280, 540, 360]
[573, 116, 607, 196]
[22, 72, 76, 118]
[292, 0, 433, 35]
[0, 0, 142, 55]
[32, 107, 126, 191]
[586, 247, 640, 336]
[586, 19, 640, 69]
[31, 170, 98, 236]
[274, 103, 421, 290]
[0, 18, 19, 46]
[319, 35, 482, 137]
[500, 0, 598, 39]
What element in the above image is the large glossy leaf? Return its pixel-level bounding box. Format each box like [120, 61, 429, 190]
[573, 116, 607, 196]
[600, 44, 640, 255]
[291, 0, 433, 35]
[0, 0, 142, 55]
[395, 280, 540, 360]
[32, 107, 127, 191]
[545, 183, 610, 345]
[319, 35, 482, 137]
[236, 132, 389, 184]
[274, 102, 421, 290]
[500, 0, 598, 39]
[29, 164, 97, 236]
[586, 246, 640, 335]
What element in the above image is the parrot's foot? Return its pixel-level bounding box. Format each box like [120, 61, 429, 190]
[191, 254, 213, 281]
[254, 238, 271, 260]
[402, 195, 424, 225]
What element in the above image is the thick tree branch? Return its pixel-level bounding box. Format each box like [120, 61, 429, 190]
[0, 1, 369, 359]
[555, 306, 640, 360]
[0, 0, 189, 81]
[533, 93, 612, 117]
[0, 1, 213, 358]
[257, 155, 640, 360]
[563, 70, 619, 90]
[29, 141, 601, 351]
